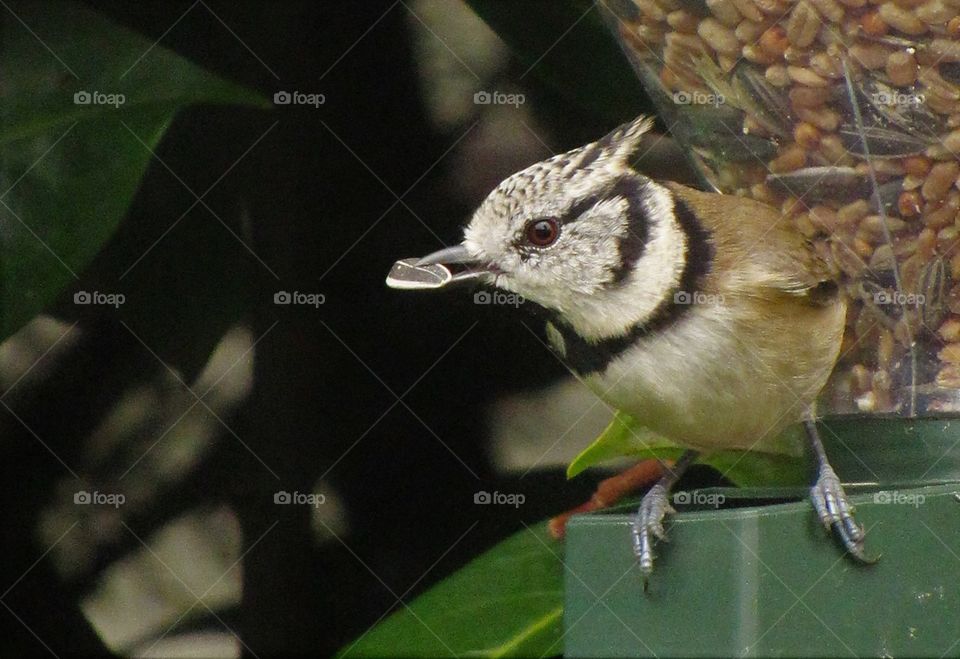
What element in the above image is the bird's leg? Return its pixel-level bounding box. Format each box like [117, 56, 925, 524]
[632, 449, 699, 583]
[805, 416, 871, 562]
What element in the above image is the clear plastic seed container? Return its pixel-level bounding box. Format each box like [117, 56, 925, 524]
[600, 0, 960, 416]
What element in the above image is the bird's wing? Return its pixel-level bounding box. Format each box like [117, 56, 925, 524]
[666, 182, 838, 306]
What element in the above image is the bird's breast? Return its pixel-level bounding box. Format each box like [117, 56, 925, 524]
[580, 298, 845, 452]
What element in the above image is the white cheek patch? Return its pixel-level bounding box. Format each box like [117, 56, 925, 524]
[559, 181, 687, 341]
[563, 198, 630, 291]
[626, 181, 687, 304]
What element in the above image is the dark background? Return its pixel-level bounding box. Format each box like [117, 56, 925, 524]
[0, 2, 706, 656]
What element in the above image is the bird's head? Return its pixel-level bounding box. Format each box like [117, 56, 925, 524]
[389, 116, 699, 342]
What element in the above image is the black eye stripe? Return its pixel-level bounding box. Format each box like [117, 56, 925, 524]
[564, 189, 610, 225]
[609, 176, 650, 284]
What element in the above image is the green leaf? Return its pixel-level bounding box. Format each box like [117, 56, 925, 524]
[0, 1, 269, 341]
[338, 524, 564, 658]
[568, 411, 808, 487]
[464, 0, 650, 124]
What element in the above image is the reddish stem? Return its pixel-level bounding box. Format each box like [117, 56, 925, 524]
[549, 459, 667, 540]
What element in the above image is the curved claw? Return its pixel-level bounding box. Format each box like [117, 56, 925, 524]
[631, 482, 673, 581]
[810, 465, 878, 564]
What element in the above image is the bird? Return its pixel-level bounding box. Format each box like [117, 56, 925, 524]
[385, 114, 869, 580]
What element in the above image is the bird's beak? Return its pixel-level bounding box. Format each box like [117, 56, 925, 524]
[385, 244, 491, 291]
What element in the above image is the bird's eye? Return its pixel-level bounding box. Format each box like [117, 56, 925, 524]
[525, 218, 560, 247]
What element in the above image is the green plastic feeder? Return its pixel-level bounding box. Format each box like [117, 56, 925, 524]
[563, 419, 960, 657]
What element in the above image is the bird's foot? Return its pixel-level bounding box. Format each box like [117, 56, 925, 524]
[810, 463, 873, 563]
[631, 482, 675, 585]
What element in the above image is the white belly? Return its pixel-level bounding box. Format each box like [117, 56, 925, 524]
[586, 307, 825, 452]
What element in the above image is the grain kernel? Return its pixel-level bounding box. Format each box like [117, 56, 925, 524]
[849, 43, 892, 69]
[787, 2, 821, 47]
[939, 343, 960, 363]
[810, 0, 846, 21]
[948, 15, 960, 37]
[850, 363, 872, 392]
[789, 85, 832, 108]
[945, 129, 960, 153]
[903, 155, 932, 177]
[878, 2, 928, 34]
[788, 66, 830, 87]
[938, 225, 960, 250]
[820, 134, 854, 164]
[871, 243, 895, 270]
[796, 106, 840, 131]
[759, 25, 789, 57]
[743, 44, 777, 64]
[810, 51, 843, 78]
[869, 159, 905, 176]
[920, 68, 960, 101]
[667, 10, 700, 33]
[853, 236, 874, 259]
[886, 51, 918, 86]
[938, 318, 960, 342]
[784, 46, 808, 64]
[931, 38, 960, 62]
[925, 95, 960, 117]
[769, 145, 808, 173]
[755, 0, 789, 14]
[750, 183, 779, 205]
[860, 10, 889, 35]
[899, 190, 923, 216]
[838, 199, 870, 225]
[936, 364, 960, 388]
[862, 215, 907, 239]
[855, 390, 877, 412]
[810, 205, 838, 232]
[915, 0, 954, 24]
[735, 18, 766, 42]
[792, 122, 820, 149]
[698, 18, 741, 54]
[922, 161, 960, 202]
[925, 191, 960, 228]
[796, 212, 819, 237]
[918, 227, 938, 258]
[718, 53, 739, 72]
[635, 0, 667, 20]
[707, 0, 743, 25]
[731, 0, 765, 21]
